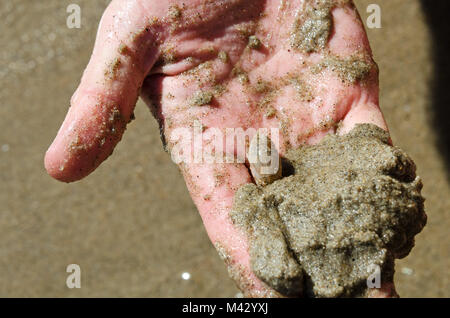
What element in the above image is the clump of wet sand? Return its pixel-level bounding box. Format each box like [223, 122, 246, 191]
[231, 124, 427, 297]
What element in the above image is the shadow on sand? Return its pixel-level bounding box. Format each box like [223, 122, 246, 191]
[421, 0, 450, 180]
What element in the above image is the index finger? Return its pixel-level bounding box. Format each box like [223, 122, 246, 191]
[45, 0, 166, 182]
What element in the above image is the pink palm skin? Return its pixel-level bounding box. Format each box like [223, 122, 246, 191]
[45, 0, 397, 297]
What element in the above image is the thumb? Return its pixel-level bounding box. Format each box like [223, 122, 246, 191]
[45, 0, 163, 182]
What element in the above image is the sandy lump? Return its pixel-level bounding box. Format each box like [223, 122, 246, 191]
[313, 54, 374, 84]
[231, 124, 426, 297]
[248, 35, 262, 49]
[290, 0, 351, 53]
[190, 90, 213, 106]
[290, 0, 334, 53]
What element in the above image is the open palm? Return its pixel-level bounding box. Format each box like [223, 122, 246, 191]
[45, 0, 395, 297]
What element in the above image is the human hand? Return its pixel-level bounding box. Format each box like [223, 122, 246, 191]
[45, 0, 397, 297]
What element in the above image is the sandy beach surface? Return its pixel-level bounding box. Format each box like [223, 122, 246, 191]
[0, 0, 448, 297]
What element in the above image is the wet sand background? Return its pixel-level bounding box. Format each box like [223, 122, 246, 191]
[0, 0, 448, 297]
